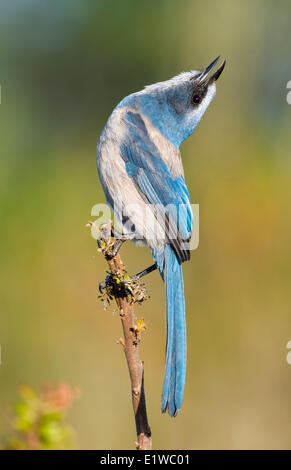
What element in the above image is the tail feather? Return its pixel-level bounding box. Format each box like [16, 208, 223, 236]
[161, 244, 186, 416]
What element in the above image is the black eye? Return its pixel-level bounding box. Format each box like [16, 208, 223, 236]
[192, 94, 201, 105]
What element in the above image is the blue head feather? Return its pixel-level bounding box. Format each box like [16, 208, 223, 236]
[118, 71, 216, 147]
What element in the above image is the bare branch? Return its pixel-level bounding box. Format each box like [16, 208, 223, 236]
[97, 223, 152, 450]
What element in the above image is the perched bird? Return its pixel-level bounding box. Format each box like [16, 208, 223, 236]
[97, 56, 225, 416]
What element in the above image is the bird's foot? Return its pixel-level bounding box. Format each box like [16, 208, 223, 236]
[98, 270, 150, 308]
[97, 222, 135, 259]
[108, 238, 126, 258]
[109, 230, 137, 257]
[99, 262, 156, 296]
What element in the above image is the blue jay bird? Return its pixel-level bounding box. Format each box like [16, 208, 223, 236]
[97, 57, 225, 416]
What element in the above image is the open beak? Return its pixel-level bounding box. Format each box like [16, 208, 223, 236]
[196, 56, 226, 84]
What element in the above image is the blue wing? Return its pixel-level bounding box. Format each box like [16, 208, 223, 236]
[120, 110, 193, 263]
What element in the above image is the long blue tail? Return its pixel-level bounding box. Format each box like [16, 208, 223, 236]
[161, 244, 186, 417]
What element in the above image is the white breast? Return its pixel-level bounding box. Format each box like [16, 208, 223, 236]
[97, 106, 184, 250]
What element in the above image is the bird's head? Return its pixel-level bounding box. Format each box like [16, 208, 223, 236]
[122, 56, 225, 148]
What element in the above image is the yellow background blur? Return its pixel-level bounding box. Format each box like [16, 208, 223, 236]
[1, 0, 291, 449]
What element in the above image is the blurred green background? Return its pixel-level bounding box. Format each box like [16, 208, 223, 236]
[1, 0, 291, 450]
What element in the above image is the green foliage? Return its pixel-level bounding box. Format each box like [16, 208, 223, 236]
[4, 383, 80, 450]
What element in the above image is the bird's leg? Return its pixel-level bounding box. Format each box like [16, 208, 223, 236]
[108, 227, 137, 258]
[132, 264, 157, 280]
[110, 238, 126, 257]
[99, 263, 157, 293]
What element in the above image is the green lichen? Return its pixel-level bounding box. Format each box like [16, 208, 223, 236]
[98, 272, 149, 310]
